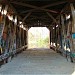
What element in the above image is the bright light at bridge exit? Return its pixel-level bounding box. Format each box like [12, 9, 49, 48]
[28, 27, 50, 48]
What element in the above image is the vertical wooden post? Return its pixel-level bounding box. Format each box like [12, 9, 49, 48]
[57, 26, 59, 45]
[52, 28, 54, 44]
[54, 24, 57, 47]
[70, 3, 75, 52]
[14, 16, 17, 54]
[69, 3, 75, 62]
[53, 27, 54, 44]
[26, 28, 28, 49]
[24, 30, 25, 46]
[0, 4, 2, 55]
[22, 28, 25, 50]
[0, 5, 8, 43]
[50, 29, 51, 45]
[24, 30, 26, 48]
[20, 28, 21, 47]
[48, 27, 51, 48]
[70, 3, 75, 33]
[3, 5, 8, 63]
[23, 29, 24, 46]
[59, 15, 63, 49]
[61, 14, 66, 51]
[24, 27, 28, 49]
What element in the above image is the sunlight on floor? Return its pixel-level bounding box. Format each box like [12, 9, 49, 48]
[71, 70, 75, 75]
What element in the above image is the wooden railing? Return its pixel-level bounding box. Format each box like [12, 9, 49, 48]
[0, 45, 28, 62]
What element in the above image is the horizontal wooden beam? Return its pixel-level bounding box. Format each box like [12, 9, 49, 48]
[41, 1, 67, 8]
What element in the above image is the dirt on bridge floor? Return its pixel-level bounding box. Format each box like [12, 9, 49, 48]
[0, 48, 75, 75]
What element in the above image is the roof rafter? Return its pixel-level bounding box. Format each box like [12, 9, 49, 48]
[17, 1, 68, 14]
[46, 12, 57, 23]
[22, 12, 32, 22]
[10, 1, 39, 9]
[6, 0, 22, 20]
[41, 1, 67, 8]
[10, 1, 60, 14]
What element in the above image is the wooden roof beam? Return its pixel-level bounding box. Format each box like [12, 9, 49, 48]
[6, 0, 22, 20]
[21, 9, 37, 14]
[10, 1, 60, 14]
[50, 3, 69, 27]
[22, 12, 32, 22]
[10, 1, 38, 9]
[41, 1, 67, 8]
[20, 1, 68, 14]
[21, 9, 59, 14]
[46, 12, 57, 23]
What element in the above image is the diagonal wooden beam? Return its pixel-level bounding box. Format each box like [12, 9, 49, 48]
[10, 1, 60, 14]
[0, 0, 3, 2]
[6, 0, 22, 20]
[20, 1, 67, 14]
[21, 8, 59, 14]
[41, 1, 67, 8]
[46, 12, 57, 23]
[42, 9, 59, 14]
[23, 12, 32, 22]
[67, 0, 75, 2]
[50, 3, 68, 26]
[51, 1, 75, 25]
[10, 1, 38, 9]
[21, 9, 36, 14]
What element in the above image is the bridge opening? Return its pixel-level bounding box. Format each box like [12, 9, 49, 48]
[28, 27, 50, 49]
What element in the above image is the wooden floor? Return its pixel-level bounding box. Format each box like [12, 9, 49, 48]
[0, 48, 75, 75]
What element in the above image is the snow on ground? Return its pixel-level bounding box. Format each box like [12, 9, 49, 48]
[0, 48, 75, 75]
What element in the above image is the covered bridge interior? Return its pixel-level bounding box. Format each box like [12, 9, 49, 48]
[0, 0, 75, 74]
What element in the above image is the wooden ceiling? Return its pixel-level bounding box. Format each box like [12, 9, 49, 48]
[1, 0, 75, 27]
